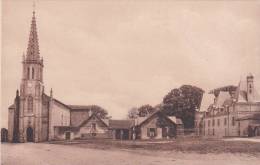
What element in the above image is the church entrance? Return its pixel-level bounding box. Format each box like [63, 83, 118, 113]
[26, 127, 34, 142]
[65, 132, 71, 140]
[1, 128, 8, 142]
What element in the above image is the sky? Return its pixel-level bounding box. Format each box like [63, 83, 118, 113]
[1, 0, 260, 128]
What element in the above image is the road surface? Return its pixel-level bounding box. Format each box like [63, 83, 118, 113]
[1, 143, 259, 165]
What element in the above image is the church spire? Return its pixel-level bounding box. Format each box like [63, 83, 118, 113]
[26, 9, 40, 61]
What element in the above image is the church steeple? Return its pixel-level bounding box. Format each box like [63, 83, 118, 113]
[15, 4, 46, 143]
[21, 8, 43, 82]
[26, 10, 40, 61]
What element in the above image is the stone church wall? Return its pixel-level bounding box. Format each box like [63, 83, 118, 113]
[49, 100, 70, 140]
[8, 108, 14, 142]
[51, 102, 70, 127]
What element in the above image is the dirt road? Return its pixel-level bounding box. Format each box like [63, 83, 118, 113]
[1, 143, 260, 165]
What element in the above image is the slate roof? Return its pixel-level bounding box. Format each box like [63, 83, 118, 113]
[208, 75, 260, 110]
[215, 91, 231, 108]
[167, 116, 183, 125]
[222, 98, 233, 107]
[109, 120, 135, 129]
[67, 105, 92, 110]
[134, 117, 147, 125]
[209, 85, 237, 94]
[78, 113, 109, 128]
[136, 110, 183, 126]
[42, 93, 71, 109]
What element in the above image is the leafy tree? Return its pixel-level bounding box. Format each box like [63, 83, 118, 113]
[137, 104, 156, 117]
[90, 105, 108, 119]
[162, 85, 204, 128]
[127, 107, 139, 119]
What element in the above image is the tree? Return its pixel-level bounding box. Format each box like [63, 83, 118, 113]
[137, 104, 156, 117]
[127, 107, 139, 119]
[89, 105, 108, 119]
[162, 85, 204, 128]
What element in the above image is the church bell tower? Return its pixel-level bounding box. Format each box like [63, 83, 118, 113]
[247, 73, 254, 102]
[19, 10, 44, 142]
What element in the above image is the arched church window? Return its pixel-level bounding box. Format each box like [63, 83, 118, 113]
[27, 67, 30, 79]
[32, 68, 34, 79]
[61, 114, 63, 125]
[249, 84, 252, 93]
[28, 96, 33, 113]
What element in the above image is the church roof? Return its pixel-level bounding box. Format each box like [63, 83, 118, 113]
[67, 105, 93, 110]
[43, 93, 103, 111]
[26, 10, 40, 62]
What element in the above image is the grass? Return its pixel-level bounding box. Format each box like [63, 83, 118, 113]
[50, 138, 260, 154]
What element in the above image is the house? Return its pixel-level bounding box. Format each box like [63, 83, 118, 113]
[195, 74, 260, 137]
[52, 110, 184, 141]
[109, 120, 134, 140]
[134, 111, 184, 139]
[54, 113, 111, 140]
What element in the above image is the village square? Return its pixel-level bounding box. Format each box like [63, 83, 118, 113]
[1, 1, 260, 165]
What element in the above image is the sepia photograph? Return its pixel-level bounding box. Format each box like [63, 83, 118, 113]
[1, 0, 260, 164]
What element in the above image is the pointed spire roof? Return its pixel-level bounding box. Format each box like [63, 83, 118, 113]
[26, 10, 40, 61]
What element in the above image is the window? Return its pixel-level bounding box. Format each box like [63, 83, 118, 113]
[232, 117, 235, 126]
[208, 120, 211, 127]
[213, 129, 215, 136]
[27, 67, 30, 79]
[217, 119, 220, 127]
[32, 68, 34, 79]
[224, 118, 227, 126]
[91, 123, 96, 130]
[91, 123, 97, 136]
[147, 128, 156, 137]
[61, 114, 63, 125]
[249, 84, 252, 93]
[28, 96, 33, 112]
[212, 119, 215, 127]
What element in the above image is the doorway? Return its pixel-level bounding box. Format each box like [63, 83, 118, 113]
[115, 129, 129, 140]
[26, 127, 34, 142]
[65, 132, 71, 140]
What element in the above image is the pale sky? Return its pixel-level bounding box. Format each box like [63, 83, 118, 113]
[1, 0, 260, 128]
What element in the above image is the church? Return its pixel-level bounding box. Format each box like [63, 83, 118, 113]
[8, 10, 183, 142]
[7, 10, 97, 142]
